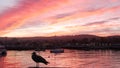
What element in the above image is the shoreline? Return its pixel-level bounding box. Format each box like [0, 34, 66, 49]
[6, 46, 120, 51]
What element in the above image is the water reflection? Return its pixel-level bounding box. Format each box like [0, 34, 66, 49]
[0, 50, 120, 68]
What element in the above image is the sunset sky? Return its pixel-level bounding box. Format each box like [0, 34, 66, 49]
[0, 0, 120, 37]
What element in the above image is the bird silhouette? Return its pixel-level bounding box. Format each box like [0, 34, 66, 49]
[32, 52, 49, 67]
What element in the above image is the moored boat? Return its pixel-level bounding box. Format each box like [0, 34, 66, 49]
[50, 48, 64, 53]
[0, 45, 7, 56]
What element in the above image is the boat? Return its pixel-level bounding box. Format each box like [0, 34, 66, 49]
[0, 45, 7, 56]
[50, 48, 64, 53]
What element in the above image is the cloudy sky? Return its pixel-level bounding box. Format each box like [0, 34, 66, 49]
[0, 0, 120, 37]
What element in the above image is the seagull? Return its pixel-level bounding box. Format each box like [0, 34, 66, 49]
[32, 52, 49, 67]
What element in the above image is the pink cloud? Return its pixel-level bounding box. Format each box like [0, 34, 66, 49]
[0, 0, 120, 37]
[0, 0, 68, 35]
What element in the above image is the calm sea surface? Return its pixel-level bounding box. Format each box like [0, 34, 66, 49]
[0, 49, 120, 68]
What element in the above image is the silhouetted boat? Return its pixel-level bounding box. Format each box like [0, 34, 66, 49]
[50, 49, 64, 53]
[0, 45, 7, 56]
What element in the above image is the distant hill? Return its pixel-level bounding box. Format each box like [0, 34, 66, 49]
[0, 34, 120, 41]
[51, 34, 99, 40]
[107, 35, 120, 38]
[13, 34, 100, 41]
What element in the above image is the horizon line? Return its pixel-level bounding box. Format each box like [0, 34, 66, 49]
[0, 34, 120, 38]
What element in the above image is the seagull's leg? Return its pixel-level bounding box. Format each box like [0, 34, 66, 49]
[36, 63, 39, 67]
[38, 63, 39, 67]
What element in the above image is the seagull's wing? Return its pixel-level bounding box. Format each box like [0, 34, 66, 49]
[36, 55, 49, 64]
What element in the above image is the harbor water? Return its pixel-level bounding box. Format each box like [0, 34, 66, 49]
[0, 49, 120, 68]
